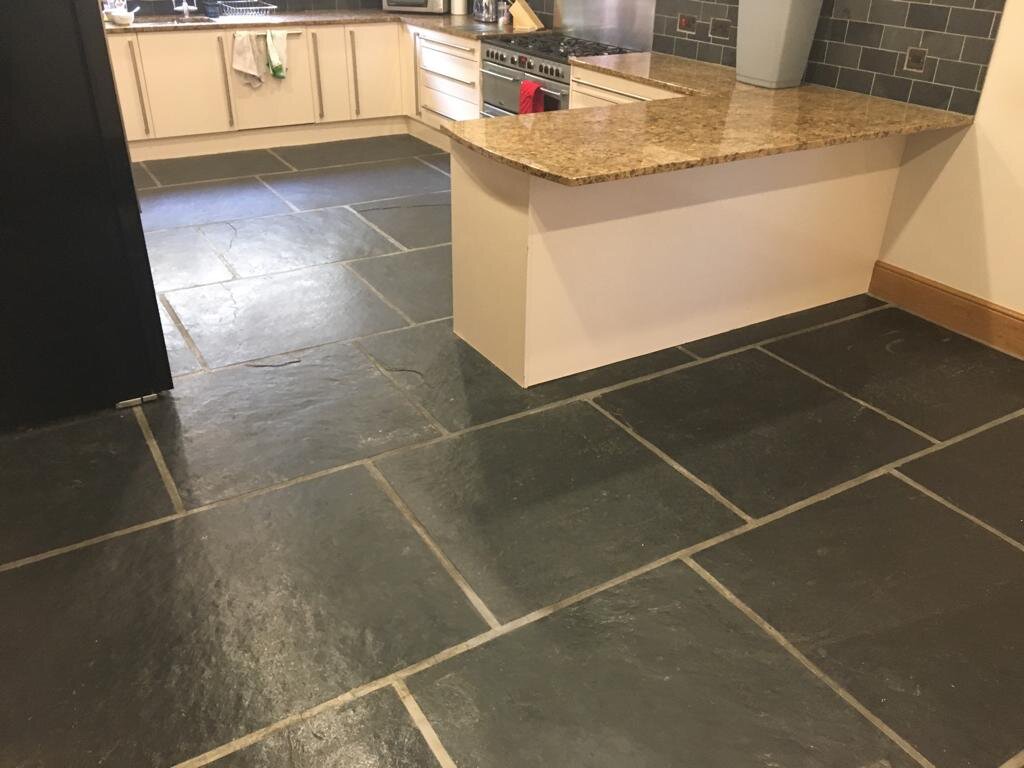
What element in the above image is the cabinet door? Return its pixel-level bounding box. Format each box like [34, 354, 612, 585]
[137, 30, 235, 138]
[106, 34, 152, 141]
[231, 29, 316, 130]
[309, 26, 352, 123]
[347, 24, 403, 120]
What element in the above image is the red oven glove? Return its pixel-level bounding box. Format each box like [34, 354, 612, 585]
[519, 80, 545, 114]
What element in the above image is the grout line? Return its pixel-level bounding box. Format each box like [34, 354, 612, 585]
[683, 558, 937, 768]
[343, 204, 409, 253]
[256, 175, 301, 213]
[345, 241, 452, 265]
[159, 293, 210, 371]
[416, 155, 451, 177]
[587, 399, 753, 523]
[357, 342, 451, 436]
[891, 470, 1024, 555]
[341, 261, 417, 326]
[1000, 749, 1024, 768]
[366, 463, 500, 629]
[133, 406, 185, 514]
[758, 347, 940, 445]
[194, 222, 241, 280]
[393, 681, 458, 768]
[138, 160, 161, 187]
[265, 147, 298, 172]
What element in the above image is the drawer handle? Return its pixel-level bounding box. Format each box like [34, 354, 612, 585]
[413, 32, 421, 116]
[422, 104, 455, 121]
[423, 37, 474, 53]
[216, 36, 235, 127]
[127, 39, 150, 136]
[571, 77, 651, 102]
[482, 69, 516, 82]
[420, 65, 475, 87]
[349, 29, 360, 117]
[312, 32, 325, 119]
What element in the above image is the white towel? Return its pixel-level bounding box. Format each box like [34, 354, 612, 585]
[266, 30, 287, 79]
[232, 31, 264, 88]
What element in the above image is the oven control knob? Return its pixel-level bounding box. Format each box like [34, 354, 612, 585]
[540, 64, 548, 74]
[526, 59, 534, 69]
[555, 68, 562, 78]
[499, 53, 506, 61]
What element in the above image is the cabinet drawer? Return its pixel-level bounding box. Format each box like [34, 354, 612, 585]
[419, 84, 479, 126]
[569, 87, 617, 110]
[569, 67, 680, 103]
[419, 45, 478, 102]
[420, 65, 477, 104]
[417, 31, 479, 63]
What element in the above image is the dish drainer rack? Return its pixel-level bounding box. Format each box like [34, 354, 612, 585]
[218, 0, 278, 15]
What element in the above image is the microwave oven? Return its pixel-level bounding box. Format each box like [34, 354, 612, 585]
[382, 0, 450, 12]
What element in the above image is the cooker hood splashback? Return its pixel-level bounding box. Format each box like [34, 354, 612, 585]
[555, 0, 656, 52]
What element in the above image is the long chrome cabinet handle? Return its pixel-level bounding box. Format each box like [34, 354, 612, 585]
[349, 29, 361, 117]
[421, 37, 473, 53]
[311, 32, 325, 119]
[216, 36, 235, 127]
[570, 77, 651, 101]
[539, 87, 565, 97]
[419, 65, 475, 87]
[413, 32, 421, 116]
[421, 104, 454, 120]
[127, 39, 150, 135]
[482, 69, 516, 82]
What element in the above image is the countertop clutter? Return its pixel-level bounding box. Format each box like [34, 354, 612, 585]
[447, 50, 973, 186]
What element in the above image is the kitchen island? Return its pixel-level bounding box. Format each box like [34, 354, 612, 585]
[446, 52, 971, 386]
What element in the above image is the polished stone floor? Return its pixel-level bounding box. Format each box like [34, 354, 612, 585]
[3, 136, 1024, 767]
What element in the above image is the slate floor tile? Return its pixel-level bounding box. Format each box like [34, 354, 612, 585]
[901, 415, 1024, 544]
[145, 149, 290, 185]
[377, 402, 739, 621]
[273, 135, 439, 171]
[131, 162, 157, 189]
[349, 245, 452, 323]
[767, 307, 1024, 439]
[596, 349, 929, 517]
[684, 294, 884, 357]
[262, 159, 450, 210]
[210, 687, 439, 767]
[159, 303, 201, 376]
[145, 226, 233, 291]
[695, 475, 1024, 768]
[408, 563, 918, 768]
[146, 342, 439, 507]
[139, 177, 291, 231]
[0, 410, 174, 564]
[200, 208, 398, 278]
[420, 154, 450, 174]
[164, 262, 406, 368]
[0, 468, 485, 767]
[352, 191, 451, 249]
[359, 320, 693, 431]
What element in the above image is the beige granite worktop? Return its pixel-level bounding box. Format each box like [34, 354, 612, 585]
[445, 51, 972, 186]
[105, 10, 515, 39]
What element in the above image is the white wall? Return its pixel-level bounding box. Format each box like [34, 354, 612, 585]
[880, 1, 1024, 313]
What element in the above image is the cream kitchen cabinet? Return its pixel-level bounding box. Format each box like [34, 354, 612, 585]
[137, 30, 235, 137]
[411, 27, 481, 129]
[347, 23, 403, 120]
[230, 29, 316, 130]
[106, 33, 153, 141]
[308, 26, 353, 123]
[569, 67, 679, 108]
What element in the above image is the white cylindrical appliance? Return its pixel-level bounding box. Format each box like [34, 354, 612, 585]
[451, 0, 468, 14]
[736, 0, 824, 89]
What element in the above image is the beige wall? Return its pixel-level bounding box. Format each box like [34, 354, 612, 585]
[880, 1, 1024, 313]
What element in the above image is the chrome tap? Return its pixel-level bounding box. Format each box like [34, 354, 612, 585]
[174, 0, 197, 18]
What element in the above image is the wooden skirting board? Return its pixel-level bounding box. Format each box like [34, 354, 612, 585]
[870, 261, 1024, 360]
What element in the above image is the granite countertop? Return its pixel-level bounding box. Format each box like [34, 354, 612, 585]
[105, 10, 515, 38]
[445, 51, 972, 186]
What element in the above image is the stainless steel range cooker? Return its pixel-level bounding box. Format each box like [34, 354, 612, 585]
[480, 33, 631, 117]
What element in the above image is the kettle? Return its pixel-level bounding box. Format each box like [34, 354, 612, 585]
[473, 0, 499, 23]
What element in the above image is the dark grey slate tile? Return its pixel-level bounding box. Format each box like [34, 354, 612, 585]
[359, 320, 694, 432]
[0, 468, 485, 767]
[408, 563, 918, 768]
[273, 135, 440, 171]
[145, 227, 233, 291]
[131, 162, 157, 190]
[201, 208, 397, 278]
[159, 302, 201, 376]
[145, 150, 290, 186]
[695, 475, 1024, 768]
[210, 687, 439, 767]
[350, 245, 452, 323]
[683, 295, 884, 357]
[164, 262, 406, 368]
[420, 154, 450, 174]
[767, 308, 1024, 440]
[139, 178, 291, 231]
[377, 403, 739, 621]
[352, 191, 451, 249]
[0, 410, 173, 564]
[146, 342, 439, 506]
[596, 349, 928, 517]
[901, 416, 1024, 545]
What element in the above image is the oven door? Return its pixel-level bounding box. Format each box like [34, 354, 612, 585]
[481, 61, 569, 114]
